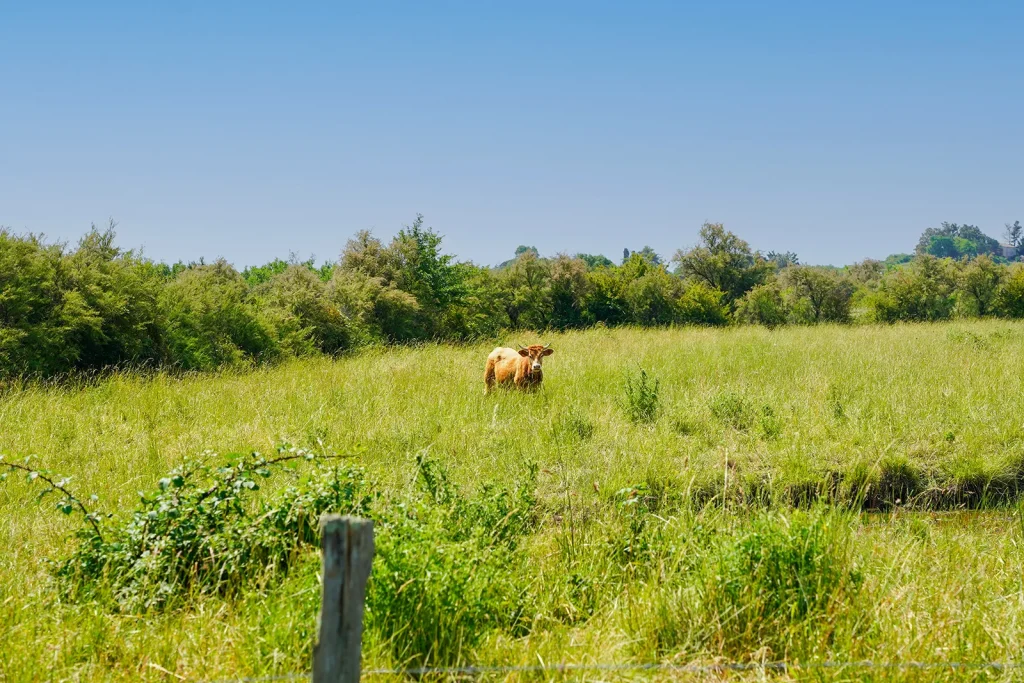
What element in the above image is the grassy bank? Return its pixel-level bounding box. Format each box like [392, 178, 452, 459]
[3, 321, 1024, 680]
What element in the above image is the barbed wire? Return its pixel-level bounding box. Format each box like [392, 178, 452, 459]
[200, 658, 1023, 682]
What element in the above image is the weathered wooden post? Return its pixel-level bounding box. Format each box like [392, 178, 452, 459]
[313, 515, 375, 683]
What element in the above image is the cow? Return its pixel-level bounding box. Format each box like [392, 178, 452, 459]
[484, 343, 554, 394]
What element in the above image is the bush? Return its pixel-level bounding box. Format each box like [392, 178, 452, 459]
[736, 283, 788, 328]
[994, 265, 1024, 318]
[622, 368, 661, 424]
[870, 255, 957, 322]
[52, 447, 372, 611]
[159, 260, 280, 370]
[676, 281, 729, 326]
[257, 265, 353, 355]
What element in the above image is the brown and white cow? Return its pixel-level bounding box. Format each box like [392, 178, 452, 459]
[483, 343, 554, 394]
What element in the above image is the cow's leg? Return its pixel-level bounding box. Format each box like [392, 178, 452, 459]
[484, 358, 497, 395]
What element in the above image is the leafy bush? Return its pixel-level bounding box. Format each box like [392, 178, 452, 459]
[367, 455, 537, 668]
[622, 367, 661, 424]
[870, 255, 957, 323]
[257, 264, 353, 355]
[54, 447, 371, 611]
[675, 281, 729, 326]
[736, 283, 789, 328]
[159, 260, 280, 370]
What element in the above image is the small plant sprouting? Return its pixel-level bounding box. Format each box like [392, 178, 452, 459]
[623, 367, 661, 424]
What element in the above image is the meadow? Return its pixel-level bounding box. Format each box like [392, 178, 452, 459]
[3, 321, 1024, 681]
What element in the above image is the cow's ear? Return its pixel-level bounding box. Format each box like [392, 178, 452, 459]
[518, 348, 530, 357]
[541, 348, 554, 356]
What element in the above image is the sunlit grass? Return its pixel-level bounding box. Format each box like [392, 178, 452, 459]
[4, 321, 1024, 680]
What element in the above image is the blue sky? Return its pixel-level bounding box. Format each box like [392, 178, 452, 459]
[2, 1, 1021, 268]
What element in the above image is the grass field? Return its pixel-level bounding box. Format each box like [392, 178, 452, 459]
[4, 321, 1024, 681]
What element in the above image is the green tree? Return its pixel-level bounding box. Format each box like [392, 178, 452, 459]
[674, 222, 772, 306]
[916, 222, 999, 258]
[765, 251, 800, 269]
[549, 255, 592, 329]
[1005, 221, 1023, 250]
[390, 215, 468, 337]
[871, 255, 957, 322]
[257, 265, 353, 355]
[499, 250, 552, 329]
[994, 265, 1024, 318]
[575, 253, 614, 269]
[159, 260, 279, 370]
[958, 255, 1004, 317]
[736, 283, 789, 328]
[782, 266, 855, 323]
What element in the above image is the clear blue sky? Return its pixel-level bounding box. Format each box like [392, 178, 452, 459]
[2, 1, 1021, 268]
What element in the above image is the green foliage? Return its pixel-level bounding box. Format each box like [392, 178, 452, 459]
[367, 455, 536, 667]
[870, 255, 957, 322]
[674, 222, 772, 306]
[551, 408, 596, 443]
[959, 255, 1004, 317]
[782, 266, 855, 323]
[994, 265, 1024, 317]
[765, 250, 800, 268]
[695, 509, 862, 652]
[0, 225, 163, 377]
[53, 447, 372, 611]
[11, 217, 1024, 381]
[736, 283, 789, 328]
[256, 265, 353, 355]
[159, 260, 279, 370]
[916, 222, 999, 258]
[622, 367, 661, 424]
[676, 281, 729, 326]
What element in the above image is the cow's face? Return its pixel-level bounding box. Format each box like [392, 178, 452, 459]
[518, 344, 554, 373]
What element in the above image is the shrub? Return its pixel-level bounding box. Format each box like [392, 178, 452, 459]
[781, 266, 855, 324]
[51, 447, 372, 611]
[676, 281, 729, 326]
[622, 367, 661, 424]
[735, 283, 788, 328]
[870, 255, 957, 322]
[257, 264, 353, 355]
[994, 265, 1024, 318]
[159, 260, 280, 370]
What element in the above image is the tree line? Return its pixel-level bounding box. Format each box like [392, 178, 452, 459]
[1, 216, 1022, 378]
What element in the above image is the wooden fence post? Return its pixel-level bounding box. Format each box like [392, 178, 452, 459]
[313, 515, 375, 683]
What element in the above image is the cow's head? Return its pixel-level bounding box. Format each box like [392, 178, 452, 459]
[517, 343, 554, 373]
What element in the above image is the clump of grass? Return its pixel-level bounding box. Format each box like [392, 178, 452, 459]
[368, 455, 537, 668]
[648, 507, 862, 658]
[622, 367, 660, 424]
[758, 405, 783, 439]
[710, 391, 754, 430]
[826, 384, 847, 421]
[671, 415, 696, 436]
[551, 408, 595, 443]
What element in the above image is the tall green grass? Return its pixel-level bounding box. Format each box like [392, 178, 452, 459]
[4, 321, 1024, 680]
